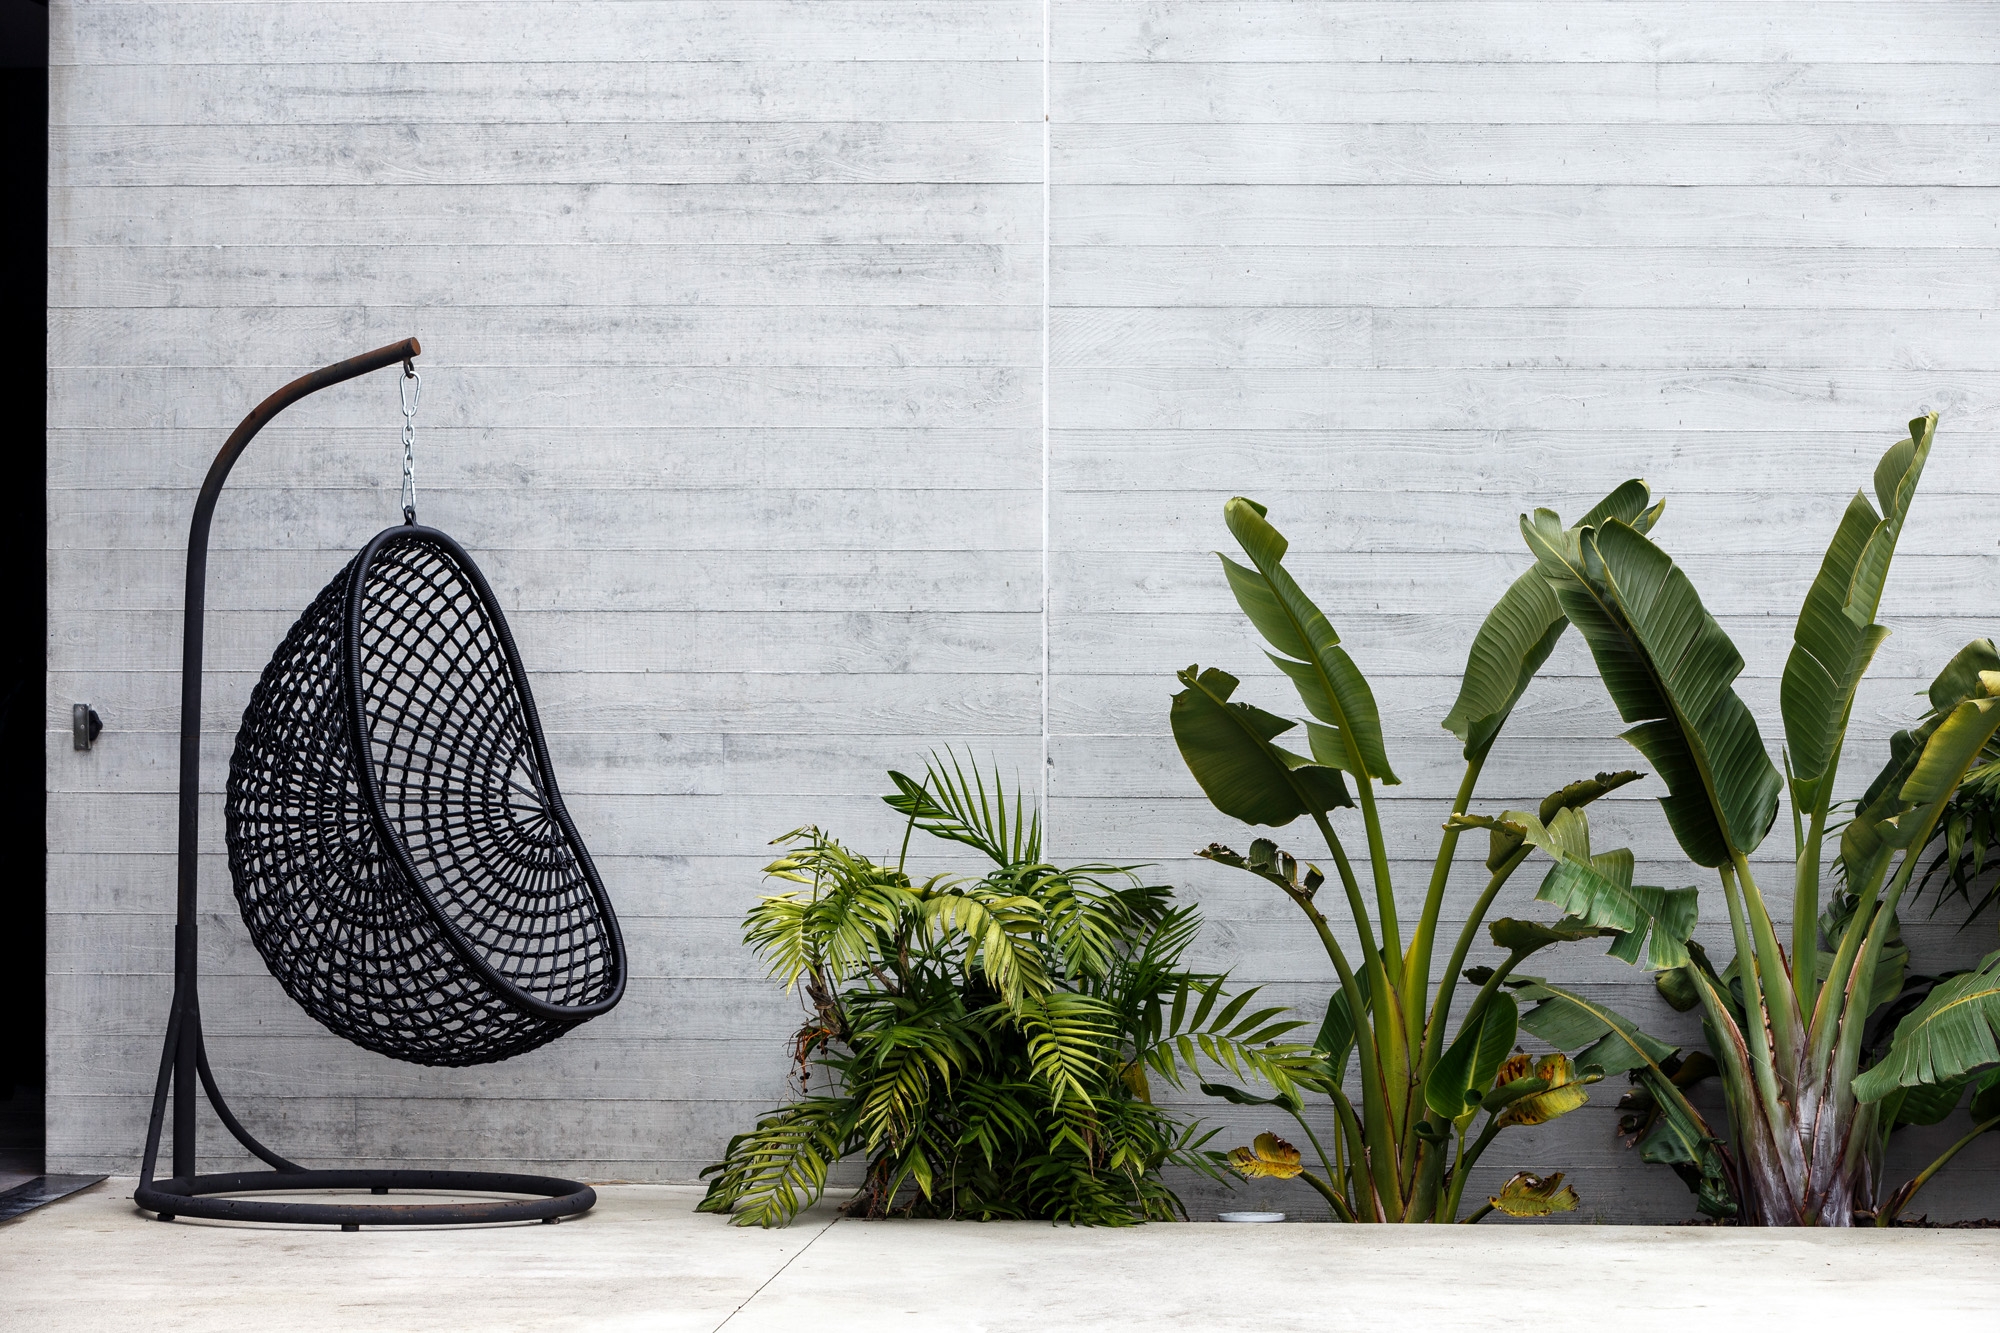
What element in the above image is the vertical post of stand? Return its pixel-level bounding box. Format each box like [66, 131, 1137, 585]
[166, 339, 422, 1179]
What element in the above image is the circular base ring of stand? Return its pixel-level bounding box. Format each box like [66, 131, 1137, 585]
[135, 1169, 596, 1230]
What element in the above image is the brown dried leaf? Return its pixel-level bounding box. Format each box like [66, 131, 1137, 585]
[1227, 1132, 1303, 1180]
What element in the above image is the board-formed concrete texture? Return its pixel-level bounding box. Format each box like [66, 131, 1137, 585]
[3, 1183, 1998, 1332]
[46, 2, 2000, 1220]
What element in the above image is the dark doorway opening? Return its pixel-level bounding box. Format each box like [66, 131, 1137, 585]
[0, 0, 46, 1193]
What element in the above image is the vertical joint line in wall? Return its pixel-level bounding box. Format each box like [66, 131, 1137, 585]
[1039, 0, 1051, 830]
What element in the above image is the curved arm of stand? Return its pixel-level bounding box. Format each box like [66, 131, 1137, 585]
[164, 338, 422, 1180]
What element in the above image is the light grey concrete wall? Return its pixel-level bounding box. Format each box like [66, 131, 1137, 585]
[47, 0, 1046, 1184]
[48, 2, 2000, 1220]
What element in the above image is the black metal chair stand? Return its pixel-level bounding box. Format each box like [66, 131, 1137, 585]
[133, 340, 626, 1229]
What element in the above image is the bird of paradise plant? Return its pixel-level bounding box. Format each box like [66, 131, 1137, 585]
[1486, 414, 2000, 1225]
[1177, 415, 1999, 1225]
[1172, 478, 1671, 1221]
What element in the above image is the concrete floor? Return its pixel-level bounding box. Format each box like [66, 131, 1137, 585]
[2, 1180, 1996, 1332]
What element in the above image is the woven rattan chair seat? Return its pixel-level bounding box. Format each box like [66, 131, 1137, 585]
[225, 525, 624, 1066]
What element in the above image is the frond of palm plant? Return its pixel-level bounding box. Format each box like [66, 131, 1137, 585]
[698, 752, 1310, 1227]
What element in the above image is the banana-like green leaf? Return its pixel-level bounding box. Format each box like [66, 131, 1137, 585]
[1903, 689, 2000, 813]
[1843, 728, 1933, 888]
[1481, 1074, 1549, 1114]
[1855, 950, 2000, 1102]
[1506, 807, 1698, 969]
[1307, 977, 1371, 1090]
[1219, 498, 1397, 783]
[1971, 1067, 2000, 1121]
[1886, 1076, 1967, 1127]
[1843, 643, 2000, 883]
[1443, 482, 1662, 761]
[1512, 978, 1681, 1077]
[1655, 964, 1702, 1013]
[1448, 770, 1646, 871]
[1488, 1170, 1580, 1217]
[1199, 1081, 1305, 1117]
[1539, 863, 1698, 972]
[1780, 417, 1935, 813]
[1170, 665, 1352, 826]
[1525, 515, 1781, 866]
[1928, 640, 2000, 715]
[1425, 993, 1520, 1122]
[1488, 916, 1616, 957]
[1621, 1059, 1736, 1220]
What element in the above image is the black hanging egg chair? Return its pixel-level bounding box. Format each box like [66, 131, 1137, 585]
[135, 340, 626, 1229]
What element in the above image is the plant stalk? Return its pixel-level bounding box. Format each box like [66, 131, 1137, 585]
[1296, 1166, 1359, 1223]
[1732, 851, 1803, 1082]
[1352, 779, 1403, 969]
[1874, 1115, 2000, 1226]
[1404, 758, 1486, 1054]
[1791, 799, 1831, 1019]
[1295, 821, 1405, 1219]
[1717, 862, 1788, 1131]
[1423, 845, 1534, 1076]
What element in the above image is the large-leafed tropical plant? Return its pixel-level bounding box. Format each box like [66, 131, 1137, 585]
[1172, 479, 1672, 1221]
[1476, 415, 2000, 1224]
[697, 754, 1305, 1227]
[1175, 415, 1997, 1225]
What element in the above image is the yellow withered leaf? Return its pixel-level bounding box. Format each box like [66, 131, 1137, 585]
[1494, 1051, 1534, 1086]
[1495, 1053, 1590, 1127]
[1489, 1171, 1581, 1217]
[1227, 1132, 1303, 1180]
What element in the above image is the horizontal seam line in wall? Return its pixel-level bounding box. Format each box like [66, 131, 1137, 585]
[48, 362, 1044, 368]
[41, 183, 2000, 192]
[1051, 362, 1998, 369]
[48, 550, 1988, 560]
[48, 242, 1036, 249]
[43, 59, 2000, 68]
[42, 484, 2000, 496]
[31, 302, 2000, 312]
[86, 358, 2000, 368]
[53, 120, 1050, 129]
[50, 118, 2000, 127]
[1049, 120, 2000, 127]
[44, 424, 2000, 431]
[49, 549, 1988, 559]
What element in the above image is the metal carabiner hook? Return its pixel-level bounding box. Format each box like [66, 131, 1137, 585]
[399, 367, 422, 525]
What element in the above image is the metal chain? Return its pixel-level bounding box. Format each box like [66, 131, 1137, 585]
[399, 364, 422, 525]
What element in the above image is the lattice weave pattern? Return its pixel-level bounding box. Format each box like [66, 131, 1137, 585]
[226, 527, 621, 1066]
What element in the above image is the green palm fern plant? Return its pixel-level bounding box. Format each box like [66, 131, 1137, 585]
[697, 754, 1305, 1227]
